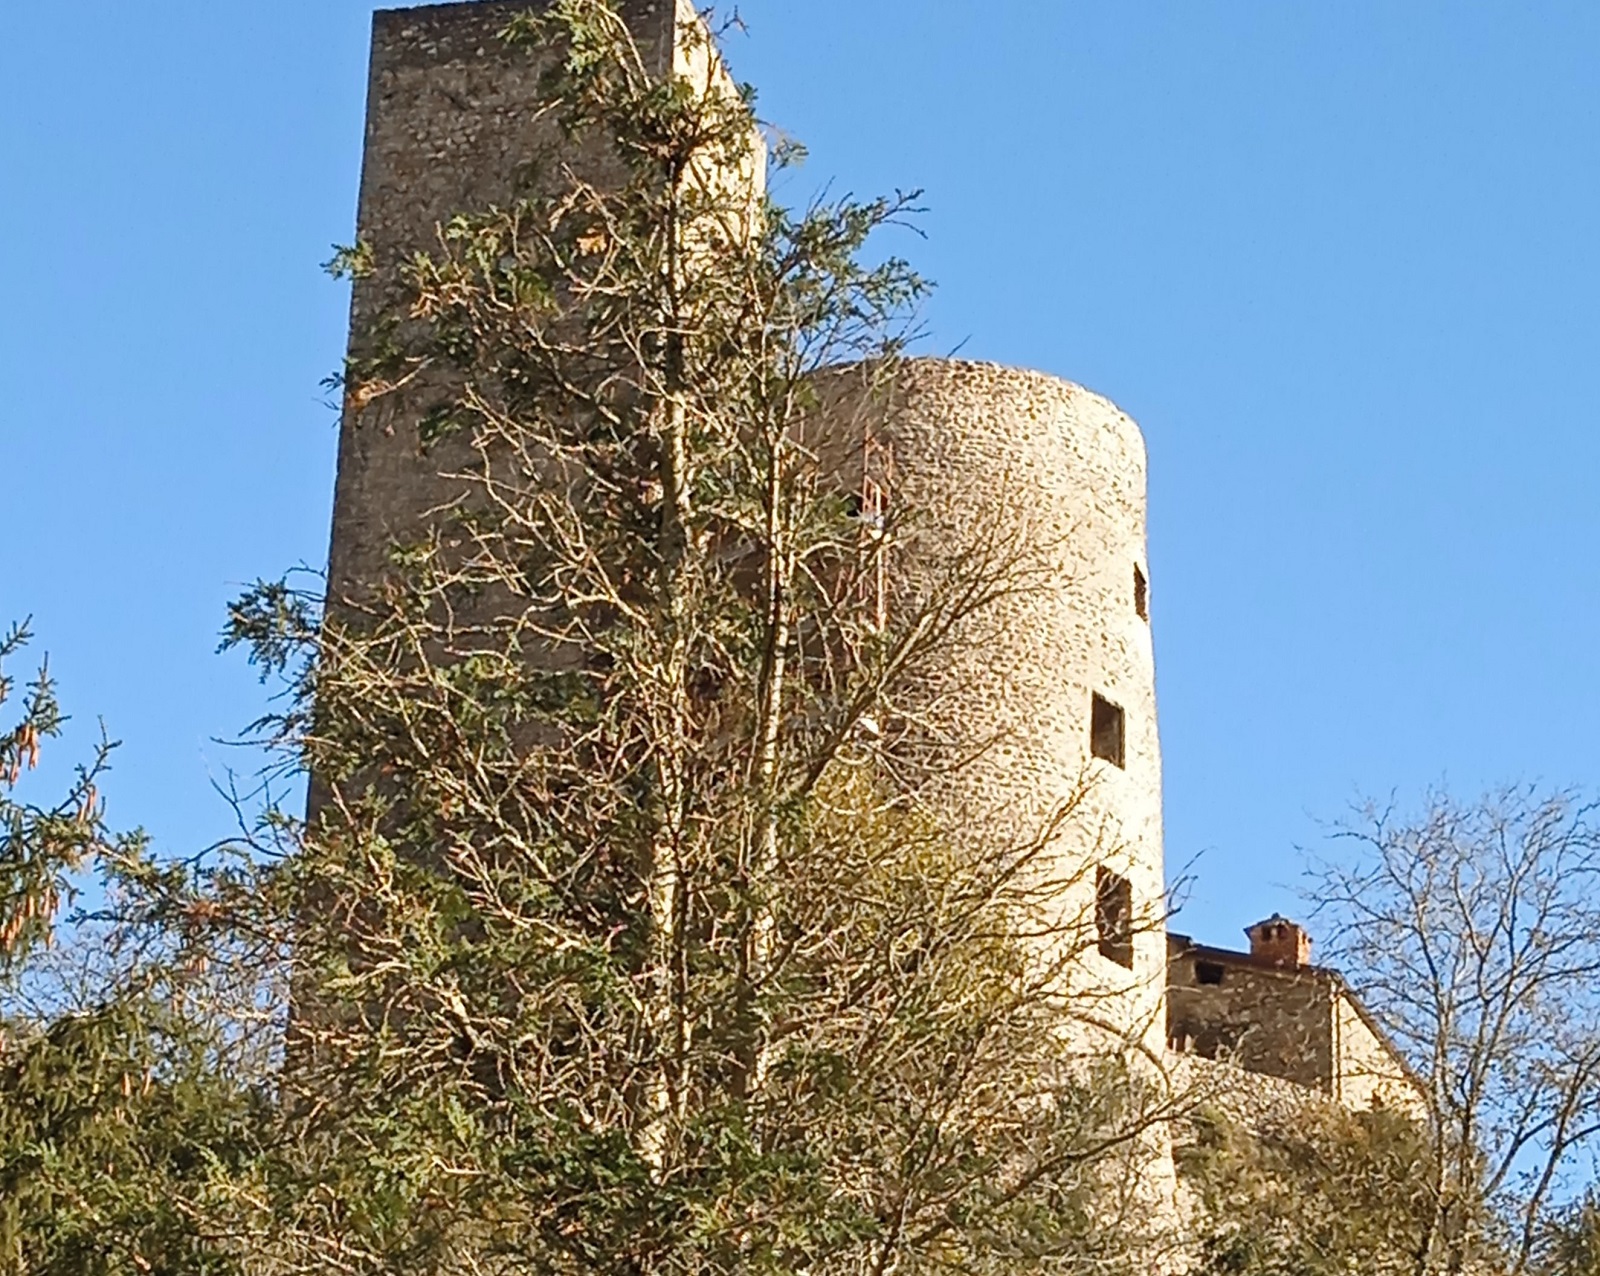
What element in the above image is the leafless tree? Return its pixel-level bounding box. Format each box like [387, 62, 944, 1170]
[1309, 786, 1600, 1276]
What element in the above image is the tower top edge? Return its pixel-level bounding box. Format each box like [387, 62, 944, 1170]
[374, 0, 527, 24]
[817, 356, 1145, 444]
[369, 0, 680, 80]
[373, 0, 674, 26]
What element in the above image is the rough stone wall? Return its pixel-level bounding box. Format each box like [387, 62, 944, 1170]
[671, 0, 765, 219]
[1333, 990, 1425, 1115]
[1167, 942, 1427, 1115]
[1167, 1051, 1331, 1133]
[1168, 948, 1335, 1094]
[813, 359, 1167, 1054]
[328, 0, 680, 608]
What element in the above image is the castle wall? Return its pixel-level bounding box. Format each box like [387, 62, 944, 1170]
[1167, 939, 1426, 1115]
[814, 359, 1168, 1055]
[1167, 1051, 1333, 1131]
[334, 13, 1170, 1052]
[1168, 945, 1335, 1093]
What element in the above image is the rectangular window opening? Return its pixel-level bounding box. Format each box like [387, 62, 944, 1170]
[1096, 866, 1134, 969]
[1091, 693, 1126, 769]
[1195, 960, 1226, 986]
[1134, 564, 1148, 621]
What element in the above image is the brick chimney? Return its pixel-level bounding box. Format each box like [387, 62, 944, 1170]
[1246, 914, 1312, 968]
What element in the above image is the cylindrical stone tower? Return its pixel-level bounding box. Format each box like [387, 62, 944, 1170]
[818, 358, 1166, 1053]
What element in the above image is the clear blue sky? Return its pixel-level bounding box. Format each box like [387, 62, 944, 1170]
[4, 2, 1597, 950]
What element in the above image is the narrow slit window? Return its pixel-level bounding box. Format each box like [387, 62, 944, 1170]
[1096, 867, 1134, 969]
[1134, 564, 1148, 621]
[1195, 960, 1225, 986]
[1091, 693, 1125, 769]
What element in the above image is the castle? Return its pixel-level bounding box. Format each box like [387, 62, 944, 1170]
[327, 0, 1420, 1200]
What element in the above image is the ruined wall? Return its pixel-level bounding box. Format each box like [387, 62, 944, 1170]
[1167, 1052, 1331, 1132]
[1167, 948, 1334, 1094]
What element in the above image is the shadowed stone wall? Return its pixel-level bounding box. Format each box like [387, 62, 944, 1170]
[1168, 935, 1424, 1113]
[1169, 940, 1335, 1092]
[328, 0, 679, 608]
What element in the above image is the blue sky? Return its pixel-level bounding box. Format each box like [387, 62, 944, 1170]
[3, 2, 1597, 951]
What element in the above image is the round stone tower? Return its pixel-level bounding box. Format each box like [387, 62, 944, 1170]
[817, 358, 1166, 1053]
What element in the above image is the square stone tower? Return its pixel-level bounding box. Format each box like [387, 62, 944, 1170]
[328, 0, 729, 609]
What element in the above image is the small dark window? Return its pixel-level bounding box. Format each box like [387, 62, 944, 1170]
[1195, 960, 1226, 986]
[1134, 564, 1148, 621]
[1091, 693, 1125, 768]
[1096, 866, 1134, 969]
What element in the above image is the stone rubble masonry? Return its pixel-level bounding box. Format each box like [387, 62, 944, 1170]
[1167, 932, 1425, 1116]
[1167, 1052, 1339, 1137]
[812, 358, 1166, 1056]
[328, 0, 716, 611]
[810, 358, 1181, 1228]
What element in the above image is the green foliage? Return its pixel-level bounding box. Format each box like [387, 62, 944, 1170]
[322, 239, 375, 282]
[0, 999, 267, 1276]
[0, 619, 99, 968]
[0, 625, 277, 1273]
[1179, 1103, 1491, 1276]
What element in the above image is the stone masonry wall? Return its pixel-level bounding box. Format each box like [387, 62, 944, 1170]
[1168, 947, 1335, 1094]
[329, 1, 1177, 1197]
[1333, 989, 1425, 1114]
[814, 359, 1167, 1055]
[327, 0, 679, 609]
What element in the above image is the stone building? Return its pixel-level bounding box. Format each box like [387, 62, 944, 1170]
[337, 0, 1169, 1058]
[323, 0, 1422, 1229]
[1168, 915, 1424, 1114]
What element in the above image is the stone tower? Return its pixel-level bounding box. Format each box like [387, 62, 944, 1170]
[816, 360, 1167, 1054]
[329, 0, 1167, 1066]
[327, 0, 727, 608]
